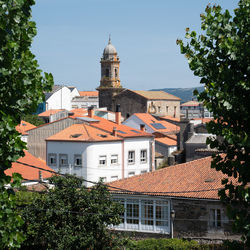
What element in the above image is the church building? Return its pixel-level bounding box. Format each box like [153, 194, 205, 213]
[97, 38, 181, 118]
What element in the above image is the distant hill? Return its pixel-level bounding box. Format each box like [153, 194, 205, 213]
[150, 86, 204, 103]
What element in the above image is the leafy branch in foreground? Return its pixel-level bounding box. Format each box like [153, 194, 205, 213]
[177, 0, 250, 245]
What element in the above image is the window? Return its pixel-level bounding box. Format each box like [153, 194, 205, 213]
[174, 106, 177, 118]
[128, 172, 135, 177]
[99, 155, 106, 166]
[105, 68, 109, 77]
[111, 154, 118, 165]
[128, 151, 135, 164]
[48, 153, 57, 166]
[115, 68, 118, 78]
[59, 154, 68, 167]
[158, 106, 161, 113]
[126, 199, 139, 225]
[141, 170, 147, 174]
[74, 154, 82, 167]
[71, 105, 78, 109]
[166, 106, 169, 113]
[210, 209, 221, 228]
[113, 198, 169, 233]
[111, 176, 118, 181]
[140, 150, 147, 163]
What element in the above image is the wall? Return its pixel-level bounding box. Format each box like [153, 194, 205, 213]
[46, 87, 74, 110]
[27, 118, 84, 160]
[155, 141, 177, 158]
[112, 194, 236, 240]
[46, 136, 153, 186]
[123, 115, 154, 133]
[185, 142, 207, 162]
[71, 96, 99, 109]
[114, 91, 147, 118]
[147, 100, 180, 118]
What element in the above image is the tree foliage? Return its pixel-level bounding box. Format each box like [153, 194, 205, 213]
[177, 0, 250, 244]
[0, 0, 53, 247]
[21, 175, 123, 249]
[21, 114, 44, 126]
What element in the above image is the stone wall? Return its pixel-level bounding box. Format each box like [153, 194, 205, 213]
[113, 90, 147, 118]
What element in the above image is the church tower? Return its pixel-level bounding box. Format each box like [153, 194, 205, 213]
[97, 37, 124, 111]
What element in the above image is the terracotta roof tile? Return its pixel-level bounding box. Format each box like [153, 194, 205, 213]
[5, 151, 54, 181]
[155, 137, 177, 146]
[38, 109, 65, 117]
[160, 115, 180, 122]
[181, 100, 200, 107]
[109, 156, 238, 200]
[16, 120, 36, 135]
[90, 115, 153, 138]
[79, 91, 98, 97]
[134, 113, 179, 133]
[132, 90, 181, 100]
[46, 123, 122, 142]
[70, 108, 87, 116]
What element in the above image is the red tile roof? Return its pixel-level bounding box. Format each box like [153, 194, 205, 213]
[16, 120, 36, 135]
[133, 113, 179, 133]
[79, 91, 98, 97]
[160, 115, 180, 122]
[46, 123, 122, 142]
[70, 108, 87, 116]
[5, 151, 54, 181]
[181, 100, 200, 107]
[109, 156, 238, 200]
[155, 137, 177, 146]
[89, 115, 153, 138]
[38, 109, 65, 117]
[132, 90, 181, 100]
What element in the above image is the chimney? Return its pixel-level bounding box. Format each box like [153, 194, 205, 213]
[115, 104, 121, 125]
[112, 127, 117, 137]
[88, 106, 94, 118]
[140, 124, 145, 132]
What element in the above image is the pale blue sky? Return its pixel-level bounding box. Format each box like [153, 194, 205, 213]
[31, 0, 237, 91]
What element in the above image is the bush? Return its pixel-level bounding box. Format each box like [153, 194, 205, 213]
[126, 238, 200, 250]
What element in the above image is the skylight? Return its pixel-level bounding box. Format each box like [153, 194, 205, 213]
[131, 130, 140, 134]
[70, 134, 82, 138]
[117, 130, 127, 134]
[150, 123, 166, 129]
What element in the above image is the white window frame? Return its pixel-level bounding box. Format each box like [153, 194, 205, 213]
[113, 197, 170, 233]
[99, 177, 107, 182]
[128, 172, 135, 177]
[111, 176, 118, 181]
[48, 153, 57, 166]
[128, 151, 135, 164]
[111, 154, 118, 165]
[99, 155, 107, 166]
[74, 154, 82, 167]
[140, 149, 147, 164]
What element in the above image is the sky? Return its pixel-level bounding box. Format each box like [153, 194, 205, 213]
[31, 0, 238, 91]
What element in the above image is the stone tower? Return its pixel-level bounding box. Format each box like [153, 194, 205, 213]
[97, 37, 124, 111]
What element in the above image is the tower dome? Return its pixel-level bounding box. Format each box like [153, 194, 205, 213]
[103, 36, 117, 55]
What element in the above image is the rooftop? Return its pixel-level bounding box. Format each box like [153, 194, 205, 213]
[79, 91, 98, 97]
[181, 100, 200, 107]
[109, 156, 237, 200]
[5, 151, 54, 181]
[46, 123, 122, 142]
[132, 90, 181, 100]
[155, 137, 177, 146]
[16, 120, 36, 135]
[133, 113, 179, 133]
[38, 109, 65, 117]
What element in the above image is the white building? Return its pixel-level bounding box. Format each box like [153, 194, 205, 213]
[45, 85, 80, 111]
[71, 91, 99, 109]
[46, 112, 154, 186]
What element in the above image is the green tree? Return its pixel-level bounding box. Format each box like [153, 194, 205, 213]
[177, 0, 250, 245]
[0, 0, 53, 247]
[21, 114, 44, 126]
[21, 175, 123, 249]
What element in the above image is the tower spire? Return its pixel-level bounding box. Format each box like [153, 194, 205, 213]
[108, 34, 111, 44]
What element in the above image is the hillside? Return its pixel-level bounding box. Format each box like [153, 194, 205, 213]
[150, 86, 204, 103]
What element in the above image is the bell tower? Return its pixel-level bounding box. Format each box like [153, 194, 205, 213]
[97, 36, 124, 111]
